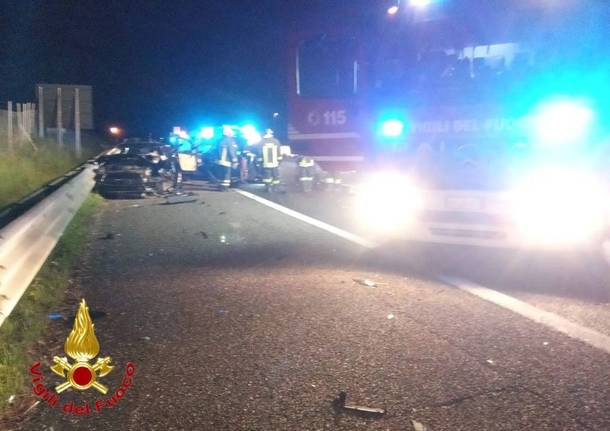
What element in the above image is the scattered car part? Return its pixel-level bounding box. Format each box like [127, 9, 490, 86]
[333, 391, 385, 419]
[411, 420, 430, 431]
[353, 278, 380, 288]
[164, 193, 197, 205]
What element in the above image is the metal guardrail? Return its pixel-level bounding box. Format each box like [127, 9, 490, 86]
[0, 162, 95, 230]
[0, 163, 96, 327]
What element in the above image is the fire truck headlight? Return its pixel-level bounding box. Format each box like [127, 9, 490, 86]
[510, 168, 607, 245]
[533, 99, 594, 148]
[355, 173, 422, 232]
[410, 0, 432, 6]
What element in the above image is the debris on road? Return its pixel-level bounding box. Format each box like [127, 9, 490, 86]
[142, 336, 151, 341]
[164, 193, 197, 205]
[333, 391, 385, 419]
[98, 233, 115, 240]
[353, 278, 382, 288]
[200, 231, 209, 239]
[218, 211, 226, 215]
[8, 394, 15, 405]
[131, 204, 141, 208]
[486, 359, 495, 365]
[23, 400, 40, 415]
[411, 419, 430, 431]
[387, 313, 395, 320]
[48, 313, 63, 320]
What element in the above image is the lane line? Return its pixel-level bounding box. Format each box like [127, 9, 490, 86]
[236, 188, 610, 356]
[440, 275, 610, 355]
[234, 189, 378, 249]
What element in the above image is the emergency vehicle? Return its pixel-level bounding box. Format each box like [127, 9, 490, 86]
[288, 0, 610, 249]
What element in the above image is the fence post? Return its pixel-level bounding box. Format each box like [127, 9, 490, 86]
[25, 103, 30, 139]
[74, 88, 82, 157]
[30, 103, 34, 137]
[28, 103, 32, 137]
[16, 103, 22, 145]
[7, 101, 13, 153]
[31, 103, 37, 137]
[57, 87, 63, 148]
[38, 85, 44, 138]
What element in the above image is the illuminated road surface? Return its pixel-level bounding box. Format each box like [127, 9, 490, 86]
[23, 181, 610, 431]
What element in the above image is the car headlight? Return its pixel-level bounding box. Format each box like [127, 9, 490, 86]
[510, 168, 608, 245]
[354, 172, 422, 233]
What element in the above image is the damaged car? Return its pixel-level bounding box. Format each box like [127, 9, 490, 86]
[95, 138, 183, 198]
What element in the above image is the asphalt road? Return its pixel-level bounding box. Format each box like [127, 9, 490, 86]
[21, 181, 610, 431]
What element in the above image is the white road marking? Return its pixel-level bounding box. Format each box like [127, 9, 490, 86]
[440, 275, 610, 355]
[234, 189, 377, 249]
[237, 188, 610, 356]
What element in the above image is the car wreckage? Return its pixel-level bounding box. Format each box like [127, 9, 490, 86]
[94, 139, 183, 198]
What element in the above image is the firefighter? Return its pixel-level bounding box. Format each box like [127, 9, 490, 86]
[214, 126, 238, 191]
[243, 134, 263, 182]
[260, 129, 282, 192]
[297, 155, 315, 192]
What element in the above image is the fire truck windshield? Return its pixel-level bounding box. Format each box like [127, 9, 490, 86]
[373, 42, 527, 103]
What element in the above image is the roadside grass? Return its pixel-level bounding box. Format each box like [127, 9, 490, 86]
[0, 194, 101, 411]
[0, 139, 102, 208]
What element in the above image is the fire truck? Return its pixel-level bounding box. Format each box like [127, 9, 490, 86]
[288, 0, 610, 249]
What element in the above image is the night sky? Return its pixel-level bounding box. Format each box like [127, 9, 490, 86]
[1, 0, 300, 135]
[5, 1, 602, 137]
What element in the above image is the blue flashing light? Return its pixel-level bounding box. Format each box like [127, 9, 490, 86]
[533, 100, 594, 148]
[240, 124, 257, 135]
[380, 119, 405, 138]
[198, 126, 215, 140]
[240, 124, 262, 145]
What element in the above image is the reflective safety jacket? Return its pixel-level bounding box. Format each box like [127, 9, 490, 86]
[215, 137, 238, 167]
[260, 137, 282, 169]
